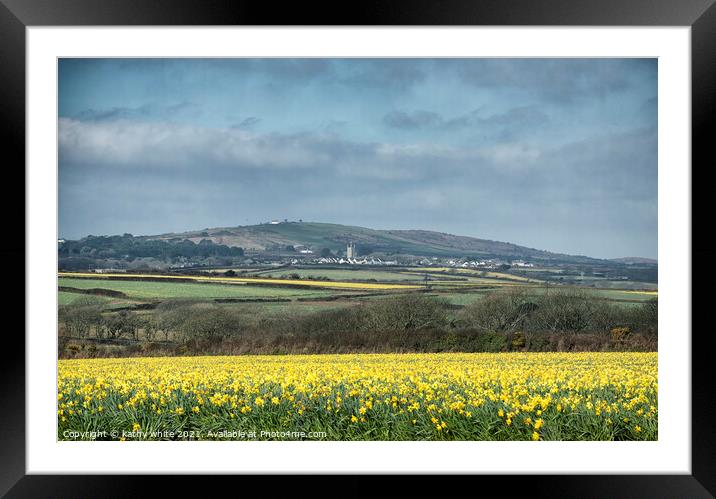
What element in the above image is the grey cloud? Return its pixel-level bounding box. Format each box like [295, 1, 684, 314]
[478, 106, 547, 128]
[383, 110, 443, 129]
[58, 118, 465, 181]
[548, 127, 657, 199]
[483, 127, 657, 205]
[383, 106, 548, 134]
[59, 119, 331, 171]
[640, 96, 658, 122]
[231, 117, 261, 130]
[317, 120, 349, 135]
[443, 106, 548, 134]
[457, 59, 639, 102]
[72, 102, 200, 122]
[251, 59, 332, 79]
[339, 59, 427, 91]
[110, 58, 333, 81]
[59, 116, 652, 198]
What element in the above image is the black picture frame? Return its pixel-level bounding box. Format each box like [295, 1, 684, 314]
[3, 0, 714, 496]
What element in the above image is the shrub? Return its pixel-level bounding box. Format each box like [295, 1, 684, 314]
[293, 294, 449, 336]
[65, 343, 81, 357]
[459, 288, 534, 333]
[511, 332, 526, 349]
[294, 307, 362, 335]
[631, 298, 658, 336]
[362, 294, 449, 332]
[67, 288, 657, 356]
[475, 332, 508, 352]
[177, 305, 244, 342]
[458, 287, 658, 338]
[525, 334, 550, 352]
[610, 326, 631, 342]
[529, 288, 598, 332]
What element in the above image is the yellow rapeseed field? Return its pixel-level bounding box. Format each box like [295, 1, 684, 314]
[57, 272, 419, 290]
[57, 352, 657, 441]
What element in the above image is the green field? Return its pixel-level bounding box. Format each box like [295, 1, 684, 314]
[588, 281, 658, 291]
[58, 291, 114, 306]
[355, 290, 492, 307]
[58, 277, 340, 301]
[511, 287, 656, 303]
[493, 286, 657, 302]
[59, 291, 156, 310]
[590, 289, 658, 301]
[427, 287, 657, 307]
[59, 271, 656, 308]
[430, 291, 491, 306]
[223, 299, 363, 315]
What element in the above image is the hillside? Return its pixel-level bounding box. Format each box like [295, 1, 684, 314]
[147, 222, 604, 264]
[610, 257, 658, 265]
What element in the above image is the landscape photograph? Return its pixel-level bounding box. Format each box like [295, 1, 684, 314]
[57, 58, 658, 441]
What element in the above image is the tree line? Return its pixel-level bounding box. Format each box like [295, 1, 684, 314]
[58, 288, 657, 357]
[59, 233, 245, 261]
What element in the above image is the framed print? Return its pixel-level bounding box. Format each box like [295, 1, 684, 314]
[3, 0, 715, 496]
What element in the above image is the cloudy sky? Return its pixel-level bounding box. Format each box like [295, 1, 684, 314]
[59, 58, 657, 259]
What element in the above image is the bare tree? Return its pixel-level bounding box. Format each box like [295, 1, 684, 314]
[459, 288, 534, 333]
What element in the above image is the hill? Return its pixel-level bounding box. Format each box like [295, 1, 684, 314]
[610, 257, 658, 265]
[147, 221, 604, 264]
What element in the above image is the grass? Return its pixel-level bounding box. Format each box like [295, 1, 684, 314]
[427, 279, 528, 287]
[59, 269, 656, 310]
[59, 272, 421, 291]
[431, 291, 491, 306]
[58, 291, 143, 309]
[213, 299, 363, 315]
[412, 268, 541, 282]
[485, 286, 657, 303]
[58, 277, 338, 300]
[590, 289, 658, 301]
[58, 292, 112, 306]
[586, 281, 658, 291]
[427, 287, 657, 306]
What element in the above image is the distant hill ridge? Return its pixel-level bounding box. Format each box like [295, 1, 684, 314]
[143, 221, 606, 264]
[610, 257, 658, 265]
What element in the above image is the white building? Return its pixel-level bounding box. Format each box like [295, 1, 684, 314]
[346, 242, 356, 258]
[512, 260, 535, 268]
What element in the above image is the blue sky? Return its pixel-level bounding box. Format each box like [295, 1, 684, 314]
[58, 58, 657, 259]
